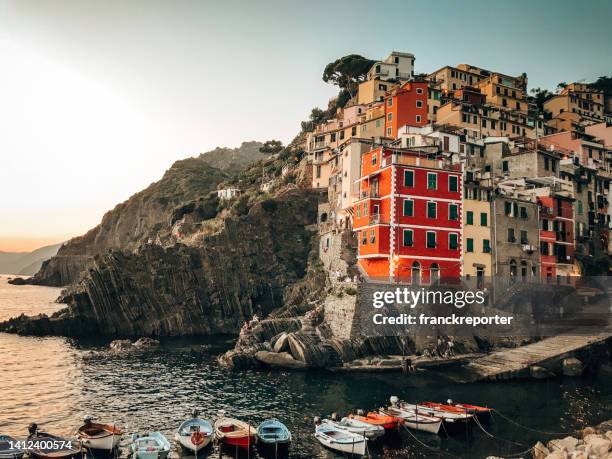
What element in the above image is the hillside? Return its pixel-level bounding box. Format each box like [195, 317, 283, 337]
[0, 243, 62, 276]
[26, 141, 268, 286]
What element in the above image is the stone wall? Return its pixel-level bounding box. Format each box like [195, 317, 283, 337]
[323, 285, 360, 340]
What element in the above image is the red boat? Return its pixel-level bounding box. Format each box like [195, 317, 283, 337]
[213, 418, 255, 449]
[350, 412, 401, 431]
[453, 403, 492, 418]
[419, 402, 468, 414]
[422, 401, 492, 418]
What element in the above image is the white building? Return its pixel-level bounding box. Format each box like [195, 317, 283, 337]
[367, 51, 415, 82]
[397, 125, 461, 154]
[217, 188, 240, 200]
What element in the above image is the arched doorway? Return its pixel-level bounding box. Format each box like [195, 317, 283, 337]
[411, 262, 421, 285]
[430, 263, 440, 285]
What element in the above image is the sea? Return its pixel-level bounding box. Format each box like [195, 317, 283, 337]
[0, 274, 611, 458]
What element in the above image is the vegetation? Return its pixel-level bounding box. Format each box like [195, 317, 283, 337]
[589, 75, 612, 94]
[322, 54, 375, 98]
[529, 87, 554, 110]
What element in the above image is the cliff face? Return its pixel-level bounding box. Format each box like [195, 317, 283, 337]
[28, 142, 267, 287]
[2, 188, 319, 337]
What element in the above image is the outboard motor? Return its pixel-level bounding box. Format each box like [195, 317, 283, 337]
[356, 409, 364, 416]
[28, 423, 38, 436]
[192, 409, 200, 418]
[390, 396, 399, 407]
[313, 416, 321, 425]
[447, 399, 454, 406]
[83, 415, 94, 424]
[331, 412, 338, 421]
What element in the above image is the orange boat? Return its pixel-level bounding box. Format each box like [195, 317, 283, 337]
[419, 402, 468, 414]
[453, 403, 492, 414]
[349, 412, 401, 431]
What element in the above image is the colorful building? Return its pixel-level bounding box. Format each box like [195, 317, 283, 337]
[353, 147, 462, 283]
[384, 81, 428, 138]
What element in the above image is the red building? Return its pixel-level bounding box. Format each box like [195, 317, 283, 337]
[538, 195, 575, 279]
[384, 81, 428, 139]
[353, 147, 463, 283]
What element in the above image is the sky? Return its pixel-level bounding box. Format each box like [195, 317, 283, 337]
[0, 0, 610, 252]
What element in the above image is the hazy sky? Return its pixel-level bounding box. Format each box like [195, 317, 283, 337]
[1, 0, 610, 252]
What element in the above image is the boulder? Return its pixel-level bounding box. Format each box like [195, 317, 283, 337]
[134, 337, 160, 348]
[273, 333, 289, 353]
[583, 434, 610, 456]
[7, 277, 27, 285]
[562, 358, 583, 377]
[255, 351, 308, 370]
[533, 441, 550, 459]
[580, 427, 596, 438]
[544, 450, 567, 459]
[531, 366, 555, 379]
[548, 436, 580, 453]
[110, 339, 133, 351]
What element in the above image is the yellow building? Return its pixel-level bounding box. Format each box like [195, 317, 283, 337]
[463, 171, 494, 280]
[544, 83, 605, 121]
[477, 73, 528, 113]
[357, 79, 397, 105]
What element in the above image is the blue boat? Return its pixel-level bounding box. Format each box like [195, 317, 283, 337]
[0, 436, 24, 459]
[256, 419, 291, 458]
[129, 432, 171, 459]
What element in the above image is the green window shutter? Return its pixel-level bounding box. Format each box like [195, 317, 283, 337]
[466, 211, 473, 225]
[403, 200, 413, 216]
[480, 212, 487, 226]
[426, 232, 436, 248]
[449, 233, 458, 250]
[449, 204, 458, 220]
[428, 173, 437, 190]
[427, 202, 436, 218]
[467, 238, 474, 252]
[449, 175, 458, 192]
[483, 239, 491, 253]
[403, 230, 413, 246]
[404, 170, 414, 187]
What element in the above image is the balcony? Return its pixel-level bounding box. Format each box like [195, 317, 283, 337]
[369, 214, 390, 225]
[360, 189, 380, 199]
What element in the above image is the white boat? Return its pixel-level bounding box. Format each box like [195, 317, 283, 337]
[174, 411, 213, 453]
[382, 407, 443, 435]
[0, 435, 24, 459]
[323, 418, 385, 440]
[314, 423, 366, 456]
[400, 402, 473, 423]
[76, 416, 123, 451]
[129, 432, 171, 459]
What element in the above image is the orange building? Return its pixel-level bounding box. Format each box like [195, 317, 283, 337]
[384, 81, 428, 138]
[353, 147, 462, 283]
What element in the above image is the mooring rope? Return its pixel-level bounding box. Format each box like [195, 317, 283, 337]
[473, 414, 525, 447]
[400, 423, 460, 458]
[492, 410, 578, 436]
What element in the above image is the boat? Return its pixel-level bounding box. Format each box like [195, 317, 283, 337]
[349, 412, 401, 431]
[400, 402, 473, 423]
[76, 416, 123, 451]
[129, 432, 171, 459]
[26, 424, 82, 459]
[256, 419, 291, 458]
[323, 418, 385, 440]
[0, 435, 24, 459]
[314, 423, 366, 456]
[174, 411, 213, 453]
[451, 402, 493, 419]
[382, 407, 443, 435]
[214, 417, 255, 450]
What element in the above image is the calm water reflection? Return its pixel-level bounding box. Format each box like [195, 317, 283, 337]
[0, 275, 611, 458]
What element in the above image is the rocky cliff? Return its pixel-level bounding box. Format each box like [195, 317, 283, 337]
[1, 186, 320, 337]
[26, 142, 267, 287]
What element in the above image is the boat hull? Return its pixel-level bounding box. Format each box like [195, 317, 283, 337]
[255, 439, 290, 459]
[314, 433, 366, 456]
[219, 435, 255, 449]
[80, 434, 121, 451]
[175, 435, 212, 453]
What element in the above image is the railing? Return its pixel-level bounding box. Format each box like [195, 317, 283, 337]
[369, 214, 390, 225]
[360, 189, 380, 199]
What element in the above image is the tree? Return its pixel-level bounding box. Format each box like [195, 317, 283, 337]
[529, 87, 554, 110]
[259, 140, 284, 156]
[589, 75, 612, 94]
[556, 81, 568, 92]
[322, 54, 375, 98]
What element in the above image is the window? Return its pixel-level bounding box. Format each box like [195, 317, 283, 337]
[356, 205, 360, 218]
[416, 115, 421, 123]
[387, 112, 393, 122]
[577, 200, 583, 214]
[411, 262, 420, 284]
[540, 241, 549, 256]
[339, 130, 345, 140]
[473, 115, 477, 124]
[542, 219, 549, 231]
[330, 133, 336, 142]
[520, 207, 528, 219]
[416, 88, 423, 94]
[371, 153, 377, 165]
[370, 229, 376, 244]
[403, 199, 414, 217]
[448, 175, 458, 192]
[402, 229, 413, 247]
[430, 264, 440, 284]
[427, 173, 437, 190]
[427, 202, 437, 218]
[480, 212, 488, 226]
[416, 100, 423, 108]
[482, 119, 487, 128]
[376, 119, 381, 128]
[362, 203, 368, 216]
[387, 127, 392, 136]
[544, 157, 549, 170]
[449, 204, 458, 221]
[483, 239, 491, 253]
[507, 228, 515, 242]
[404, 170, 414, 187]
[387, 98, 393, 107]
[466, 238, 474, 252]
[505, 201, 512, 216]
[361, 231, 367, 245]
[520, 230, 528, 244]
[426, 231, 436, 248]
[466, 211, 474, 225]
[351, 126, 357, 136]
[449, 233, 459, 250]
[502, 161, 509, 173]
